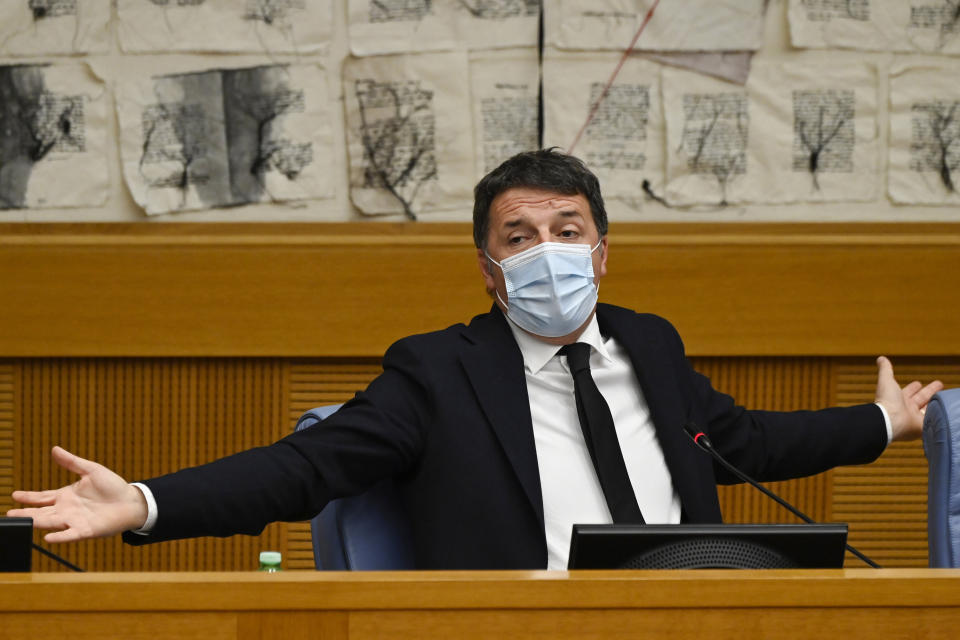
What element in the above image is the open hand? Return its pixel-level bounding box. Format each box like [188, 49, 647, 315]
[7, 446, 148, 543]
[875, 356, 944, 442]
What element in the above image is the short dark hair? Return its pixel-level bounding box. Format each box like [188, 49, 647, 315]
[472, 148, 608, 249]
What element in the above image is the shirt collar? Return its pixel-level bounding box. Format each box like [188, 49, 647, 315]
[505, 311, 612, 375]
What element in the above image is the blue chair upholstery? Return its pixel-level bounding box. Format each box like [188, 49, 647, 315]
[922, 388, 960, 567]
[295, 405, 415, 570]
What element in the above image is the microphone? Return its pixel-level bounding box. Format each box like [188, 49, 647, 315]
[682, 422, 881, 569]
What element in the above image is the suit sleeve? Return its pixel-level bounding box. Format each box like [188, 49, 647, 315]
[124, 337, 431, 545]
[659, 319, 888, 485]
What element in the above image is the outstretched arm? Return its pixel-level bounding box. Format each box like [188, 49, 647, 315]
[7, 446, 148, 543]
[875, 356, 944, 442]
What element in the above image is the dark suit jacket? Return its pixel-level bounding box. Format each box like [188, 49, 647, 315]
[125, 304, 887, 568]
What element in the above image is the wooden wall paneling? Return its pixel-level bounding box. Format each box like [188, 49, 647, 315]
[15, 358, 291, 572]
[691, 357, 834, 525]
[284, 360, 383, 570]
[2, 223, 959, 358]
[832, 359, 960, 567]
[0, 362, 13, 517]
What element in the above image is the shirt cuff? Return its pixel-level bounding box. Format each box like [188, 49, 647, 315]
[874, 402, 893, 449]
[129, 482, 158, 535]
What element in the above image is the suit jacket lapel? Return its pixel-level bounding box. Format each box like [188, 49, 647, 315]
[459, 305, 545, 527]
[597, 305, 716, 522]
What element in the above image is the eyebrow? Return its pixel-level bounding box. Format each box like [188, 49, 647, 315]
[503, 210, 583, 229]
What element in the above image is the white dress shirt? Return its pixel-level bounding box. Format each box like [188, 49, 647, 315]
[505, 314, 681, 570]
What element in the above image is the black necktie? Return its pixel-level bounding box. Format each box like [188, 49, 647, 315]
[560, 342, 645, 524]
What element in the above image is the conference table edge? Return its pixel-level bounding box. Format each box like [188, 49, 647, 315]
[2, 569, 960, 612]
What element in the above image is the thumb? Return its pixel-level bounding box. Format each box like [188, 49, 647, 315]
[51, 446, 99, 477]
[874, 356, 897, 400]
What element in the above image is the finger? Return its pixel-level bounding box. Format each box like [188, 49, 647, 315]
[876, 355, 894, 379]
[10, 489, 58, 506]
[902, 381, 923, 397]
[45, 529, 84, 544]
[913, 380, 945, 409]
[51, 446, 99, 477]
[10, 506, 66, 530]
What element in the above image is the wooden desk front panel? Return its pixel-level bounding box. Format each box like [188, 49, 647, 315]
[2, 571, 960, 640]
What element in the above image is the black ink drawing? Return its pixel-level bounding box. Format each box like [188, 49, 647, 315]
[480, 94, 537, 173]
[354, 79, 437, 220]
[140, 102, 210, 205]
[243, 0, 305, 26]
[909, 2, 960, 50]
[28, 0, 77, 20]
[456, 0, 539, 19]
[910, 100, 960, 193]
[792, 89, 855, 190]
[370, 0, 432, 23]
[221, 66, 312, 202]
[139, 65, 313, 210]
[801, 0, 870, 22]
[1, 64, 86, 209]
[680, 93, 748, 206]
[584, 83, 649, 171]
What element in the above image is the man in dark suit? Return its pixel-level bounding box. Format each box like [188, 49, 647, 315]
[9, 150, 943, 569]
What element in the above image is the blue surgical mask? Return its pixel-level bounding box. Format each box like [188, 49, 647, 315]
[486, 240, 602, 338]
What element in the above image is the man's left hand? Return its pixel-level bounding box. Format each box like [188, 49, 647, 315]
[875, 356, 944, 442]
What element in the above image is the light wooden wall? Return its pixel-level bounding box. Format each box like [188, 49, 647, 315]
[2, 222, 958, 571]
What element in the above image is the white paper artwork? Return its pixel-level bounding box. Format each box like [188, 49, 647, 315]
[788, 0, 960, 54]
[747, 60, 878, 203]
[542, 52, 664, 202]
[662, 62, 879, 207]
[662, 68, 751, 207]
[342, 52, 475, 218]
[469, 49, 540, 180]
[0, 0, 111, 56]
[888, 62, 960, 205]
[546, 0, 766, 52]
[348, 0, 539, 56]
[116, 0, 332, 54]
[0, 64, 108, 210]
[116, 64, 333, 215]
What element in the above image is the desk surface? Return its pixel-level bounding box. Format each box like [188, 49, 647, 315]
[2, 569, 960, 639]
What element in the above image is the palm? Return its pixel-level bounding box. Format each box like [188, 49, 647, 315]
[874, 356, 944, 442]
[8, 447, 145, 543]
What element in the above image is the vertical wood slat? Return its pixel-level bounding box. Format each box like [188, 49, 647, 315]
[690, 357, 834, 525]
[0, 361, 14, 517]
[284, 360, 383, 570]
[832, 358, 960, 567]
[15, 358, 289, 572]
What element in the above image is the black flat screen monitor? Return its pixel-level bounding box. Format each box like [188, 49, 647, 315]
[567, 523, 848, 569]
[0, 517, 32, 572]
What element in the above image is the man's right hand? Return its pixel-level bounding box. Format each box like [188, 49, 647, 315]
[7, 446, 148, 543]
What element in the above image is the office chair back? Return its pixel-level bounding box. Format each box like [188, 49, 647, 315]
[923, 388, 960, 567]
[295, 405, 415, 570]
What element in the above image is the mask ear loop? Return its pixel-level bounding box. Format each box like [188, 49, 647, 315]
[484, 251, 510, 309]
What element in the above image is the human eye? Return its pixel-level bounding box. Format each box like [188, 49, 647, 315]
[558, 228, 581, 240]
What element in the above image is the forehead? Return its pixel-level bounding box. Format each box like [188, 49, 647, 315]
[489, 187, 590, 224]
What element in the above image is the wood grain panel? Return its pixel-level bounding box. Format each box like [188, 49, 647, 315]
[691, 357, 834, 524]
[284, 360, 383, 570]
[833, 359, 960, 567]
[2, 222, 958, 358]
[0, 362, 13, 517]
[15, 358, 290, 572]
